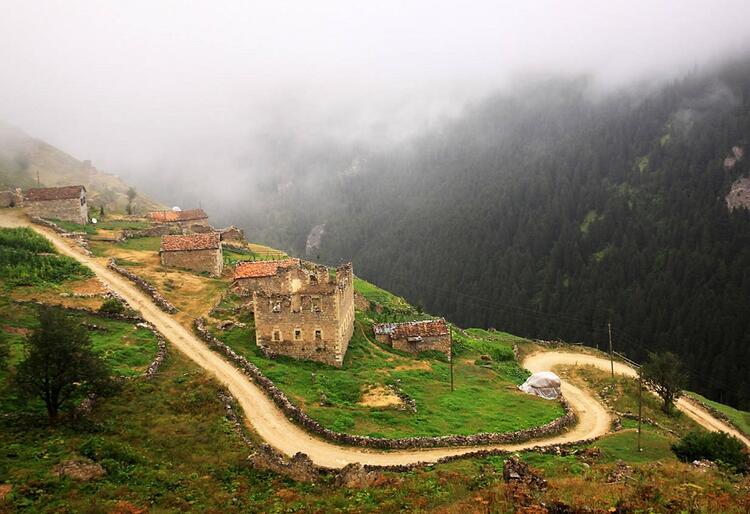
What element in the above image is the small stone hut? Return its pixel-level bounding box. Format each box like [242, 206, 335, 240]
[0, 189, 22, 208]
[159, 232, 223, 276]
[23, 185, 88, 224]
[219, 226, 245, 242]
[148, 209, 210, 232]
[232, 259, 354, 367]
[373, 319, 451, 358]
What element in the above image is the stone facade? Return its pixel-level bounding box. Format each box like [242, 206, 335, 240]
[219, 226, 245, 241]
[374, 319, 452, 358]
[159, 233, 223, 277]
[233, 260, 354, 367]
[23, 185, 87, 224]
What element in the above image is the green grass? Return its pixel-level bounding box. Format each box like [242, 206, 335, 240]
[595, 429, 677, 464]
[354, 277, 413, 313]
[213, 312, 562, 439]
[0, 299, 159, 414]
[686, 392, 750, 437]
[115, 236, 161, 252]
[94, 219, 150, 231]
[0, 227, 92, 287]
[50, 219, 97, 235]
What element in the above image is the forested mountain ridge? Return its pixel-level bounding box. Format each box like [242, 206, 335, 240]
[243, 57, 750, 409]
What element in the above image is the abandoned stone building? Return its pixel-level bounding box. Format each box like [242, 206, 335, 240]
[23, 185, 88, 224]
[373, 319, 452, 358]
[232, 259, 355, 367]
[159, 232, 223, 277]
[148, 208, 210, 232]
[218, 225, 245, 242]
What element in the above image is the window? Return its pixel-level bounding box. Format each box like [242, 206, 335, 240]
[272, 330, 281, 342]
[272, 301, 281, 313]
[309, 274, 318, 285]
[314, 329, 322, 341]
[294, 328, 302, 340]
[311, 297, 321, 312]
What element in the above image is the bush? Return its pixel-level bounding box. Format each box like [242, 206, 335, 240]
[99, 297, 125, 315]
[671, 431, 749, 473]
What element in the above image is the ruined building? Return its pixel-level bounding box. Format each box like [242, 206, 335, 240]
[160, 232, 223, 277]
[233, 259, 355, 367]
[148, 208, 211, 232]
[23, 185, 88, 224]
[373, 319, 452, 358]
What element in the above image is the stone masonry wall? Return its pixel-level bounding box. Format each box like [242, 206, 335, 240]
[160, 248, 223, 277]
[107, 258, 178, 313]
[24, 197, 87, 225]
[391, 333, 451, 357]
[193, 317, 576, 450]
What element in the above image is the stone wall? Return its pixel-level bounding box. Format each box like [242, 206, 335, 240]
[107, 258, 178, 313]
[0, 190, 22, 207]
[24, 197, 87, 225]
[392, 334, 451, 357]
[160, 248, 223, 277]
[193, 317, 576, 450]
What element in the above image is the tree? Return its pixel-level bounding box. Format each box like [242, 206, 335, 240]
[642, 351, 688, 414]
[14, 307, 113, 422]
[126, 187, 137, 215]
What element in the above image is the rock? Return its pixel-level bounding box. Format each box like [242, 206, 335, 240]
[334, 463, 381, 488]
[248, 444, 319, 483]
[606, 460, 633, 483]
[691, 459, 716, 472]
[502, 456, 547, 491]
[54, 460, 106, 481]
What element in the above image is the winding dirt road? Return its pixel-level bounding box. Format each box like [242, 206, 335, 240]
[2, 209, 747, 468]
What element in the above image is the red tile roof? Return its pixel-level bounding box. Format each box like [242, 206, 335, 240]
[390, 319, 449, 338]
[24, 185, 85, 202]
[160, 232, 220, 252]
[233, 259, 299, 279]
[148, 209, 208, 223]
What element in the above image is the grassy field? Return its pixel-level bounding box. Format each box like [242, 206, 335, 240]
[210, 279, 564, 438]
[0, 299, 160, 414]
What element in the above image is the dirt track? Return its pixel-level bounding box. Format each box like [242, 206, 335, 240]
[2, 209, 747, 468]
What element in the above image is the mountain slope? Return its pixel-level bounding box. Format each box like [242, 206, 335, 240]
[0, 122, 163, 213]
[241, 57, 750, 410]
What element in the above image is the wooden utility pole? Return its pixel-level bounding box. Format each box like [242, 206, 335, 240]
[36, 169, 40, 185]
[608, 322, 614, 381]
[637, 365, 643, 452]
[449, 329, 454, 392]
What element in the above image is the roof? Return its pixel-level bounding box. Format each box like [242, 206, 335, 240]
[24, 185, 85, 202]
[233, 259, 300, 280]
[148, 209, 208, 223]
[374, 319, 450, 338]
[160, 232, 220, 252]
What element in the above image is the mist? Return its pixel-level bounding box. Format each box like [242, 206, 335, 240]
[1, 0, 749, 223]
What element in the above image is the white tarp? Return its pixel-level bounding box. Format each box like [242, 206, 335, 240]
[518, 371, 562, 400]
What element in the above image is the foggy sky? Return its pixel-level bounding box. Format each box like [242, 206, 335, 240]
[1, 0, 749, 206]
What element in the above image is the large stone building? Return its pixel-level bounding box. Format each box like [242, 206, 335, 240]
[159, 232, 223, 276]
[373, 319, 452, 358]
[233, 259, 355, 367]
[23, 185, 88, 224]
[148, 209, 211, 232]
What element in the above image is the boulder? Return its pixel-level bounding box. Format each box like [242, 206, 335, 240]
[54, 460, 106, 481]
[502, 456, 547, 491]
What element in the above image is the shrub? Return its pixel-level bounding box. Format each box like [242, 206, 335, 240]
[671, 431, 749, 473]
[99, 297, 125, 315]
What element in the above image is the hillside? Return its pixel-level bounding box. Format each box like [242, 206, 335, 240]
[0, 122, 164, 213]
[238, 56, 750, 411]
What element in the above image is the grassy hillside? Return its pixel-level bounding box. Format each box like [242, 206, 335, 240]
[0, 122, 164, 214]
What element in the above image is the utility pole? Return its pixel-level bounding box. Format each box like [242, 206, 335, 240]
[608, 322, 614, 381]
[637, 365, 643, 452]
[449, 329, 454, 392]
[36, 169, 40, 186]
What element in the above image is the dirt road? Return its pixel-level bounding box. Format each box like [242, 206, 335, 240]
[2, 209, 747, 468]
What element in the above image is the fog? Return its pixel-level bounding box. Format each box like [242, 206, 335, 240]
[1, 0, 749, 216]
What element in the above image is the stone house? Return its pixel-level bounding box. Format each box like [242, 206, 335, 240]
[219, 226, 245, 242]
[232, 259, 355, 367]
[373, 319, 452, 358]
[159, 232, 223, 276]
[23, 185, 88, 224]
[147, 209, 211, 232]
